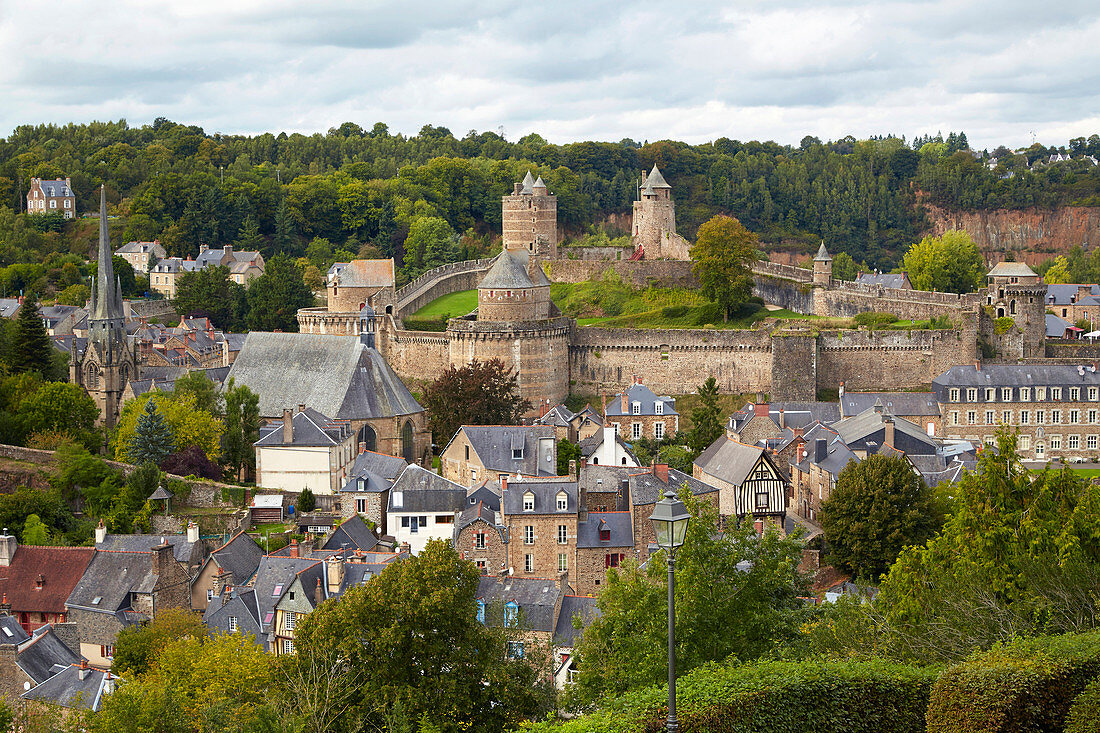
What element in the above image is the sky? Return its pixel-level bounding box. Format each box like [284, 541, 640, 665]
[2, 0, 1099, 150]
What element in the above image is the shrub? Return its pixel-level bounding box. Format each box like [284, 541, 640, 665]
[402, 315, 448, 332]
[926, 630, 1100, 733]
[1065, 679, 1100, 733]
[994, 316, 1015, 335]
[854, 312, 899, 327]
[160, 446, 222, 480]
[524, 658, 936, 733]
[693, 302, 722, 325]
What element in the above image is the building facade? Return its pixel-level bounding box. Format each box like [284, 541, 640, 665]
[26, 178, 76, 218]
[502, 171, 559, 259]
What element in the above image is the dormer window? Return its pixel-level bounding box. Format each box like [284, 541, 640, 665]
[476, 600, 485, 624]
[556, 491, 568, 511]
[599, 528, 610, 542]
[523, 492, 535, 512]
[504, 601, 518, 627]
[631, 402, 641, 415]
[512, 448, 523, 460]
[655, 402, 663, 415]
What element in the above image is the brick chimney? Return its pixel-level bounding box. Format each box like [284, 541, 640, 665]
[298, 403, 306, 413]
[314, 577, 323, 607]
[884, 416, 896, 450]
[358, 442, 366, 455]
[755, 394, 769, 418]
[78, 659, 89, 681]
[653, 463, 668, 483]
[578, 479, 588, 522]
[620, 391, 628, 414]
[152, 542, 173, 578]
[282, 408, 293, 443]
[289, 539, 299, 558]
[500, 475, 508, 493]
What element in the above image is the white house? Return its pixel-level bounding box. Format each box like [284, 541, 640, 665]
[254, 406, 357, 495]
[387, 465, 467, 554]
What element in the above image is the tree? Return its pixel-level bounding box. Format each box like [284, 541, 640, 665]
[820, 453, 942, 579]
[222, 378, 260, 481]
[22, 514, 49, 545]
[112, 608, 207, 678]
[690, 215, 757, 320]
[831, 251, 861, 281]
[688, 377, 723, 454]
[291, 539, 540, 731]
[402, 216, 456, 279]
[126, 399, 175, 466]
[173, 265, 246, 331]
[297, 487, 316, 512]
[245, 253, 314, 332]
[422, 358, 532, 445]
[570, 490, 808, 705]
[172, 369, 223, 416]
[557, 439, 582, 475]
[901, 230, 985, 294]
[115, 392, 222, 463]
[111, 255, 137, 296]
[1043, 255, 1072, 284]
[160, 446, 222, 480]
[16, 381, 99, 450]
[11, 291, 55, 379]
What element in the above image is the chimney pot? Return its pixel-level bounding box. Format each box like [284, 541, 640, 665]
[298, 403, 306, 413]
[358, 442, 366, 454]
[289, 539, 299, 558]
[283, 408, 293, 443]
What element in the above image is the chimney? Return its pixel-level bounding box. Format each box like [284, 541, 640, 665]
[620, 391, 628, 414]
[653, 463, 668, 483]
[568, 459, 577, 480]
[578, 479, 588, 522]
[815, 438, 827, 463]
[358, 442, 366, 454]
[78, 660, 89, 681]
[0, 532, 15, 567]
[187, 521, 199, 544]
[224, 244, 233, 255]
[212, 568, 229, 599]
[558, 569, 570, 595]
[95, 520, 107, 545]
[314, 577, 323, 607]
[513, 182, 522, 195]
[618, 478, 629, 505]
[289, 539, 299, 558]
[884, 417, 896, 450]
[0, 592, 9, 615]
[778, 408, 785, 429]
[199, 244, 208, 254]
[103, 671, 115, 695]
[283, 408, 293, 443]
[975, 360, 982, 372]
[152, 542, 173, 577]
[839, 381, 845, 400]
[298, 403, 306, 413]
[500, 475, 508, 493]
[327, 554, 344, 595]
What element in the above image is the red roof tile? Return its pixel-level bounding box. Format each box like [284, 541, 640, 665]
[0, 546, 95, 615]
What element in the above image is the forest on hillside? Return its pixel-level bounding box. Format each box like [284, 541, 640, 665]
[2, 119, 1099, 279]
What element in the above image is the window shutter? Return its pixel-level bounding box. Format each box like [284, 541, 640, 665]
[604, 555, 610, 568]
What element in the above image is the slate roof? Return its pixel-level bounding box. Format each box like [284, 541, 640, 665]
[628, 467, 718, 505]
[0, 545, 95, 616]
[931, 364, 1100, 391]
[250, 556, 323, 633]
[332, 259, 395, 288]
[730, 401, 841, 432]
[203, 587, 263, 646]
[227, 333, 424, 420]
[115, 241, 164, 255]
[16, 625, 80, 684]
[0, 615, 30, 644]
[832, 406, 936, 456]
[477, 247, 550, 289]
[96, 533, 197, 564]
[67, 550, 164, 613]
[840, 392, 941, 418]
[476, 575, 564, 633]
[21, 664, 116, 711]
[0, 298, 19, 318]
[35, 179, 75, 197]
[450, 425, 557, 476]
[988, 261, 1038, 278]
[814, 242, 832, 261]
[537, 404, 574, 428]
[389, 465, 467, 513]
[605, 383, 677, 416]
[323, 516, 378, 551]
[694, 437, 770, 488]
[1047, 314, 1074, 338]
[520, 171, 535, 194]
[502, 480, 576, 515]
[576, 429, 640, 465]
[455, 501, 506, 543]
[855, 272, 911, 289]
[795, 426, 859, 478]
[1046, 283, 1100, 306]
[642, 165, 671, 190]
[340, 450, 408, 493]
[576, 512, 633, 548]
[208, 532, 264, 586]
[255, 407, 354, 447]
[553, 595, 600, 647]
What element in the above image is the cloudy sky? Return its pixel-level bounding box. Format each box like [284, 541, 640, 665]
[2, 0, 1098, 150]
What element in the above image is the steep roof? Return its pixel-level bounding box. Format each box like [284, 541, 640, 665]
[250, 556, 323, 633]
[576, 429, 641, 465]
[332, 259, 395, 288]
[1047, 313, 1073, 338]
[643, 165, 671, 189]
[227, 333, 424, 420]
[1046, 283, 1100, 306]
[388, 465, 467, 513]
[323, 515, 378, 551]
[605, 383, 677, 416]
[502, 480, 576, 516]
[554, 595, 600, 647]
[932, 363, 1100, 388]
[536, 404, 574, 428]
[16, 625, 80, 684]
[452, 425, 557, 476]
[0, 545, 95, 616]
[520, 170, 535, 194]
[477, 248, 549, 290]
[208, 532, 263, 586]
[0, 615, 30, 643]
[988, 261, 1037, 278]
[576, 512, 633, 548]
[255, 407, 353, 447]
[66, 550, 167, 613]
[855, 272, 911, 289]
[832, 406, 936, 455]
[694, 437, 770, 488]
[813, 242, 832, 262]
[21, 664, 116, 711]
[203, 587, 263, 647]
[476, 575, 564, 633]
[840, 392, 941, 418]
[628, 467, 718, 505]
[340, 450, 408, 493]
[96, 533, 197, 564]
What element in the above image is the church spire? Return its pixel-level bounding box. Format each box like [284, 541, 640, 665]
[92, 185, 122, 321]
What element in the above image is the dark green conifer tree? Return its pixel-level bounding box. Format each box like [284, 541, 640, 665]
[127, 400, 175, 466]
[12, 292, 55, 379]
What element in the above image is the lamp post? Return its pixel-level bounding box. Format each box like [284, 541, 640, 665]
[649, 489, 691, 733]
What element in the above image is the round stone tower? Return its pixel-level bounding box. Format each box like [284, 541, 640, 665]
[812, 242, 833, 286]
[502, 171, 559, 260]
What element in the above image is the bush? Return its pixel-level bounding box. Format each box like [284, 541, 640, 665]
[994, 316, 1016, 335]
[1065, 679, 1100, 733]
[298, 487, 316, 513]
[926, 630, 1100, 733]
[693, 302, 722, 325]
[525, 658, 936, 733]
[402, 315, 449, 332]
[854, 311, 899, 327]
[160, 446, 222, 480]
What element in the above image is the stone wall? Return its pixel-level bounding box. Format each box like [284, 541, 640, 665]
[394, 258, 495, 318]
[816, 329, 975, 392]
[814, 284, 978, 322]
[569, 326, 774, 395]
[753, 275, 814, 313]
[558, 246, 635, 261]
[381, 323, 451, 387]
[126, 299, 176, 319]
[771, 334, 818, 401]
[1046, 342, 1100, 360]
[543, 259, 697, 289]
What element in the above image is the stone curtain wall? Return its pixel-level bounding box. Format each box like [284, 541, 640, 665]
[753, 275, 815, 313]
[815, 285, 979, 322]
[394, 258, 495, 318]
[380, 323, 451, 386]
[816, 329, 975, 392]
[543, 260, 698, 289]
[771, 335, 818, 401]
[558, 246, 636, 261]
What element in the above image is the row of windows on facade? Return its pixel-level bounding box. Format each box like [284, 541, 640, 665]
[948, 386, 1100, 403]
[28, 198, 71, 209]
[482, 550, 625, 575]
[949, 408, 1100, 427]
[611, 421, 666, 439]
[515, 524, 610, 544]
[958, 432, 1093, 453]
[400, 515, 455, 531]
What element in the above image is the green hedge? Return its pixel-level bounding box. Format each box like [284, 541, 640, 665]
[926, 630, 1100, 733]
[1065, 679, 1100, 733]
[401, 315, 448, 332]
[524, 658, 936, 733]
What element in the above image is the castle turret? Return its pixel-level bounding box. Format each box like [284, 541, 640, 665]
[813, 241, 833, 286]
[631, 165, 690, 259]
[502, 171, 558, 258]
[984, 261, 1045, 359]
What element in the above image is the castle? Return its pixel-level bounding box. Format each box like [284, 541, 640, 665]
[296, 171, 1065, 411]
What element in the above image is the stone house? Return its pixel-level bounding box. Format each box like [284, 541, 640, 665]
[95, 525, 204, 570]
[387, 465, 467, 555]
[26, 177, 76, 218]
[203, 587, 263, 647]
[788, 425, 858, 521]
[271, 561, 327, 656]
[1046, 284, 1100, 329]
[337, 448, 409, 531]
[535, 404, 575, 442]
[190, 531, 264, 612]
[839, 390, 943, 438]
[254, 405, 358, 495]
[440, 425, 558, 487]
[500, 477, 578, 580]
[475, 574, 569, 668]
[65, 544, 191, 667]
[454, 499, 508, 576]
[604, 379, 679, 441]
[574, 511, 633, 595]
[618, 463, 720, 560]
[114, 240, 166, 273]
[694, 436, 789, 532]
[724, 398, 841, 446]
[0, 534, 95, 634]
[149, 257, 199, 298]
[227, 331, 431, 465]
[0, 618, 80, 707]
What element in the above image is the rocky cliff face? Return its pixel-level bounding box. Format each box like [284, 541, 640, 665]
[924, 203, 1100, 265]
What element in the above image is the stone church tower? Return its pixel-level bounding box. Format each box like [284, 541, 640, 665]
[631, 165, 691, 260]
[502, 171, 559, 259]
[71, 186, 139, 428]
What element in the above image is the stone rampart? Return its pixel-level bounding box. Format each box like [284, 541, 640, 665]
[395, 258, 496, 317]
[126, 299, 176, 319]
[753, 261, 813, 283]
[569, 326, 774, 395]
[753, 275, 814, 313]
[814, 284, 978, 322]
[382, 323, 451, 387]
[1045, 341, 1100, 360]
[816, 329, 974, 392]
[558, 246, 635, 261]
[543, 260, 697, 289]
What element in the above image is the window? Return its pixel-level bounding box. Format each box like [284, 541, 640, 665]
[476, 559, 486, 571]
[64, 199, 70, 208]
[1002, 388, 1013, 402]
[1089, 435, 1098, 450]
[504, 601, 518, 626]
[356, 498, 366, 513]
[207, 589, 215, 602]
[951, 411, 960, 426]
[282, 639, 294, 654]
[967, 411, 976, 425]
[476, 600, 485, 623]
[1051, 435, 1062, 450]
[228, 616, 238, 633]
[558, 553, 568, 572]
[558, 525, 568, 544]
[1071, 388, 1080, 401]
[1018, 387, 1030, 402]
[524, 554, 533, 573]
[1037, 387, 1047, 401]
[49, 200, 56, 208]
[985, 388, 996, 401]
[1020, 435, 1031, 450]
[1021, 410, 1029, 424]
[631, 402, 641, 415]
[1090, 388, 1098, 401]
[512, 448, 523, 460]
[507, 641, 525, 658]
[435, 515, 454, 524]
[611, 422, 620, 435]
[1052, 387, 1062, 400]
[1090, 410, 1097, 424]
[950, 388, 960, 402]
[285, 612, 297, 631]
[1068, 435, 1080, 449]
[1002, 411, 1012, 425]
[470, 469, 477, 481]
[1037, 410, 1045, 424]
[465, 445, 469, 460]
[967, 388, 978, 401]
[1036, 442, 1045, 458]
[655, 402, 664, 415]
[654, 422, 665, 439]
[100, 644, 114, 659]
[631, 422, 642, 440]
[1071, 410, 1080, 424]
[606, 553, 621, 568]
[524, 526, 534, 544]
[523, 493, 534, 512]
[1053, 410, 1062, 424]
[556, 492, 567, 511]
[985, 410, 995, 425]
[408, 517, 419, 533]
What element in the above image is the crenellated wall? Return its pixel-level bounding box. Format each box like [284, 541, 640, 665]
[543, 259, 698, 289]
[814, 284, 979, 322]
[394, 258, 496, 318]
[816, 328, 976, 392]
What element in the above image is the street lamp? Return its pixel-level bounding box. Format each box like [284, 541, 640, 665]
[649, 489, 691, 732]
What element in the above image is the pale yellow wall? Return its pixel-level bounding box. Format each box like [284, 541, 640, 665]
[256, 445, 334, 494]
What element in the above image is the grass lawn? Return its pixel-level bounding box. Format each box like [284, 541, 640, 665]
[1069, 468, 1100, 478]
[252, 521, 290, 534]
[411, 289, 478, 319]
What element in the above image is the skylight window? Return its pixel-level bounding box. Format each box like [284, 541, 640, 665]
[91, 596, 102, 605]
[272, 584, 283, 597]
[2, 627, 11, 637]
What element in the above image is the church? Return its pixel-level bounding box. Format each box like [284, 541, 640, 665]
[71, 186, 140, 428]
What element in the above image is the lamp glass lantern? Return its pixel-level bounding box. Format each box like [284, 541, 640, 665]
[650, 490, 690, 550]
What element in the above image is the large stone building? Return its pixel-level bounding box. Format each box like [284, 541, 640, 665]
[298, 259, 397, 336]
[149, 245, 264, 298]
[631, 165, 690, 260]
[26, 177, 76, 218]
[502, 171, 559, 259]
[70, 187, 140, 428]
[114, 240, 166, 273]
